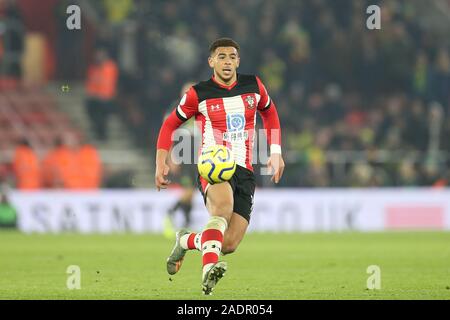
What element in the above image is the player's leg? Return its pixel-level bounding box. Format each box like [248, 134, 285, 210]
[222, 212, 249, 255]
[222, 168, 254, 255]
[164, 177, 194, 236]
[180, 187, 194, 228]
[164, 194, 192, 239]
[163, 199, 180, 238]
[166, 200, 181, 219]
[166, 182, 232, 276]
[179, 167, 196, 229]
[166, 228, 191, 275]
[170, 207, 247, 264]
[165, 186, 198, 274]
[167, 164, 254, 281]
[200, 182, 233, 294]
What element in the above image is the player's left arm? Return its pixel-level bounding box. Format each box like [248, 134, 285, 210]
[155, 87, 199, 190]
[256, 76, 285, 184]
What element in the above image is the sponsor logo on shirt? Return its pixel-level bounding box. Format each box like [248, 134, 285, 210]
[223, 130, 249, 142]
[224, 114, 248, 142]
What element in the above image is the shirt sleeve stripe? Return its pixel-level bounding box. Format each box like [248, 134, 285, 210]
[261, 97, 272, 110]
[176, 105, 187, 121]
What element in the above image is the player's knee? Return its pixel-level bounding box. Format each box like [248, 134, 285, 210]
[222, 240, 239, 255]
[209, 200, 233, 219]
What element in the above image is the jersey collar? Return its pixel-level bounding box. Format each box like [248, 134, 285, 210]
[211, 74, 238, 90]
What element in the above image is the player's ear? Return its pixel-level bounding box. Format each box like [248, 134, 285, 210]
[236, 55, 240, 68]
[208, 55, 214, 68]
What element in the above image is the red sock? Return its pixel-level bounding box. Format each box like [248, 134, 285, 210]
[201, 229, 223, 270]
[180, 232, 202, 250]
[187, 233, 196, 249]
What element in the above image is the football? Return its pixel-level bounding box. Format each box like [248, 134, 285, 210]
[197, 145, 236, 184]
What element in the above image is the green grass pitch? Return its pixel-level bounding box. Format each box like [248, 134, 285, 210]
[1, 231, 449, 299]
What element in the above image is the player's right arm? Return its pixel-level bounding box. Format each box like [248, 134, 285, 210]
[155, 87, 199, 191]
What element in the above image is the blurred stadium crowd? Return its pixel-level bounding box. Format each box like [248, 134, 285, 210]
[0, 0, 449, 188]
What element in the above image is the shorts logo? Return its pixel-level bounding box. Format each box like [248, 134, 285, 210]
[245, 96, 255, 109]
[226, 114, 245, 132]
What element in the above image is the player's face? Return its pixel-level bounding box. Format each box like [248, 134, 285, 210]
[208, 47, 240, 84]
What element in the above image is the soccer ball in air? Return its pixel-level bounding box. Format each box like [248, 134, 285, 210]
[198, 145, 236, 184]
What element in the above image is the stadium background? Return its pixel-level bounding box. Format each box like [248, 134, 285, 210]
[1, 0, 450, 299]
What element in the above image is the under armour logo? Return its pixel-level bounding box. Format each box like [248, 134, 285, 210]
[210, 104, 221, 111]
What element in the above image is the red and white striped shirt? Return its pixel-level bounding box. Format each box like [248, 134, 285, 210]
[157, 74, 281, 171]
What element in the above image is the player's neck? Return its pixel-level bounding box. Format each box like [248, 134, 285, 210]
[212, 72, 237, 88]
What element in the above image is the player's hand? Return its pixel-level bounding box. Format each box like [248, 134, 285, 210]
[267, 153, 285, 184]
[155, 163, 171, 191]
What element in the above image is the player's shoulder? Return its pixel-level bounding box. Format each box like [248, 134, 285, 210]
[192, 79, 212, 92]
[237, 74, 266, 93]
[193, 74, 258, 91]
[242, 74, 267, 89]
[192, 74, 263, 103]
[191, 78, 219, 102]
[238, 73, 259, 84]
[238, 74, 266, 95]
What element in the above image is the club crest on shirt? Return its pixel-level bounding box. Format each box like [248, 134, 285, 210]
[245, 96, 255, 109]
